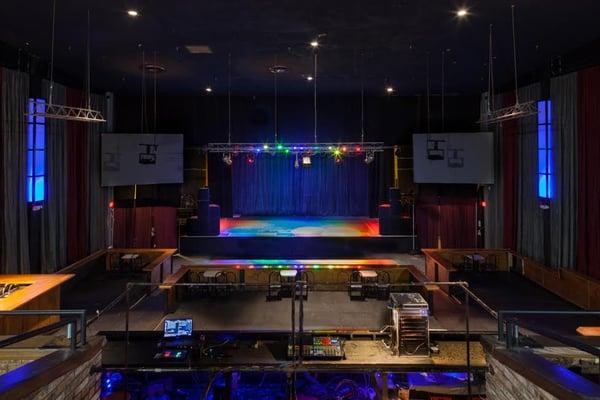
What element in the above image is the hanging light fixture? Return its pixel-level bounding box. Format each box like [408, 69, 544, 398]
[478, 5, 537, 124]
[28, 1, 105, 123]
[246, 153, 256, 164]
[269, 64, 288, 143]
[294, 153, 300, 169]
[222, 153, 233, 166]
[364, 150, 375, 164]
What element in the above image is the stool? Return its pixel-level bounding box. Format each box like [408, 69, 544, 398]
[280, 270, 298, 298]
[203, 270, 223, 297]
[267, 271, 283, 301]
[359, 270, 378, 298]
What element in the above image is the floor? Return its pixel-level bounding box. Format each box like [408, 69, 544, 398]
[219, 217, 380, 237]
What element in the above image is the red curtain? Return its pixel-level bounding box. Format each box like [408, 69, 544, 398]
[113, 207, 177, 248]
[577, 66, 600, 279]
[416, 186, 477, 248]
[66, 88, 89, 263]
[502, 92, 518, 250]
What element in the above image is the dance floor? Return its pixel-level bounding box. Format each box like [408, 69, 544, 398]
[219, 217, 379, 237]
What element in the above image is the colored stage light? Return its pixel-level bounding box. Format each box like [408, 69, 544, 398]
[263, 144, 269, 150]
[480, 200, 487, 208]
[277, 144, 283, 150]
[364, 151, 375, 164]
[222, 153, 233, 166]
[333, 148, 342, 156]
[302, 155, 312, 166]
[246, 153, 256, 164]
[355, 146, 361, 152]
[108, 201, 115, 209]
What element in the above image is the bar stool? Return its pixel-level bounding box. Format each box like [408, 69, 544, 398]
[359, 270, 378, 298]
[280, 270, 298, 298]
[376, 271, 391, 300]
[348, 270, 364, 301]
[203, 270, 223, 297]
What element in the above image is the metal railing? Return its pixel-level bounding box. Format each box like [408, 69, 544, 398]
[118, 279, 490, 399]
[0, 310, 87, 350]
[497, 310, 600, 385]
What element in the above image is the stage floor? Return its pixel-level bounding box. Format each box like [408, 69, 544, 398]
[219, 217, 379, 237]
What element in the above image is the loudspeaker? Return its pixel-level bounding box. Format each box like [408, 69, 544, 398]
[379, 215, 412, 236]
[389, 187, 401, 203]
[378, 204, 391, 218]
[197, 200, 209, 218]
[390, 201, 402, 216]
[186, 217, 207, 236]
[198, 188, 210, 202]
[207, 204, 221, 236]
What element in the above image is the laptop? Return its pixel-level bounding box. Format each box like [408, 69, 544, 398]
[160, 318, 195, 348]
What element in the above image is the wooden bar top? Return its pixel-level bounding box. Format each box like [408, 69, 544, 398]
[0, 275, 73, 311]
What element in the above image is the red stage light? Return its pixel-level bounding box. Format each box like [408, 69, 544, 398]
[108, 201, 115, 209]
[480, 200, 487, 208]
[355, 146, 361, 152]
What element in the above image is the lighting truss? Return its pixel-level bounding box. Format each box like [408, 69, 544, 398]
[206, 142, 386, 155]
[478, 100, 537, 125]
[29, 103, 106, 123]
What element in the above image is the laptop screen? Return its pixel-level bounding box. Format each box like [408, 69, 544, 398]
[163, 319, 193, 338]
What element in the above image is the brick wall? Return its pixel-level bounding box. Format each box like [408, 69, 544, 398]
[23, 349, 101, 400]
[486, 353, 559, 400]
[0, 349, 56, 375]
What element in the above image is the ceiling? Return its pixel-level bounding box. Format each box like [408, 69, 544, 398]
[1, 0, 599, 96]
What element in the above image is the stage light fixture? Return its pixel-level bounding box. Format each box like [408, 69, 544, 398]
[306, 75, 314, 81]
[127, 9, 139, 17]
[364, 151, 375, 164]
[310, 40, 319, 48]
[205, 86, 212, 93]
[386, 86, 395, 94]
[302, 154, 312, 166]
[246, 153, 256, 164]
[294, 153, 300, 169]
[456, 8, 469, 18]
[334, 154, 343, 164]
[222, 153, 233, 166]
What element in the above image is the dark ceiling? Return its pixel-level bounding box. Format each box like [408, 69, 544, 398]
[1, 0, 599, 96]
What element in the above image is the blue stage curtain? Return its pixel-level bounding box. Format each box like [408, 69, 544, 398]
[232, 154, 369, 216]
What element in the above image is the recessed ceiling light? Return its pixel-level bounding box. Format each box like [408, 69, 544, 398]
[456, 8, 469, 17]
[306, 75, 314, 81]
[205, 86, 212, 93]
[127, 9, 139, 17]
[310, 40, 319, 48]
[386, 86, 394, 93]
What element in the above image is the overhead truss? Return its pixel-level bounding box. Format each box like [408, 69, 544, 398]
[205, 142, 387, 155]
[28, 103, 106, 123]
[479, 100, 538, 125]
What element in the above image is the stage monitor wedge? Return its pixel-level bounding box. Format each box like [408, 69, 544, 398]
[412, 132, 494, 184]
[101, 133, 184, 186]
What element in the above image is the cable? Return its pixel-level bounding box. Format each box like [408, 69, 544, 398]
[48, 0, 56, 104]
[511, 4, 520, 104]
[227, 52, 232, 144]
[273, 55, 278, 143]
[441, 49, 445, 131]
[360, 52, 365, 143]
[86, 9, 91, 109]
[426, 52, 431, 134]
[488, 24, 495, 113]
[313, 49, 318, 143]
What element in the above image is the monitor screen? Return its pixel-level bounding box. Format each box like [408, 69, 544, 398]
[163, 319, 193, 338]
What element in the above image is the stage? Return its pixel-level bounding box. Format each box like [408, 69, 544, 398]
[181, 217, 417, 257]
[219, 217, 380, 237]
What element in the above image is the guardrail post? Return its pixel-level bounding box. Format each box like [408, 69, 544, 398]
[67, 322, 76, 350]
[79, 310, 87, 345]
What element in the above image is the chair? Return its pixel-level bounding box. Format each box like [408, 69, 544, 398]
[348, 270, 364, 301]
[376, 271, 391, 300]
[267, 271, 282, 301]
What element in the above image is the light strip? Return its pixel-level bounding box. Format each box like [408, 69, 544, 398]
[206, 142, 386, 155]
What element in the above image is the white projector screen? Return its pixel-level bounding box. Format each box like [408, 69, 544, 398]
[101, 133, 184, 187]
[412, 132, 494, 184]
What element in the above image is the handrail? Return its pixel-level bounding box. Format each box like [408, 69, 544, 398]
[0, 319, 78, 350]
[121, 280, 483, 398]
[498, 310, 600, 342]
[0, 310, 87, 348]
